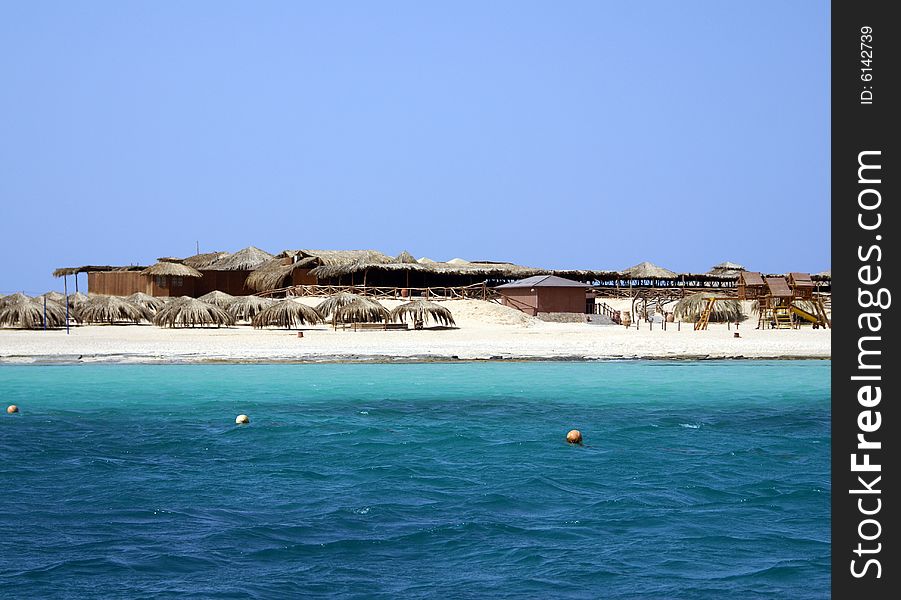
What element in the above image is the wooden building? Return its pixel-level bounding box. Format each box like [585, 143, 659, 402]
[737, 272, 767, 300]
[496, 275, 590, 317]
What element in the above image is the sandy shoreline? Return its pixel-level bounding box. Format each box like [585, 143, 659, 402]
[0, 299, 831, 364]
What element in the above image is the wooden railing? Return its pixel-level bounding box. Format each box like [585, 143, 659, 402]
[255, 282, 500, 302]
[595, 301, 622, 324]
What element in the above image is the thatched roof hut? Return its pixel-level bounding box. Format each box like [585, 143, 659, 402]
[390, 300, 455, 329]
[153, 297, 234, 328]
[673, 293, 744, 323]
[141, 261, 203, 278]
[334, 297, 389, 324]
[126, 292, 166, 313]
[0, 294, 68, 329]
[76, 295, 153, 324]
[182, 251, 231, 269]
[315, 292, 363, 321]
[621, 262, 678, 280]
[204, 246, 272, 271]
[251, 299, 322, 329]
[198, 290, 235, 308]
[395, 251, 418, 264]
[226, 296, 274, 322]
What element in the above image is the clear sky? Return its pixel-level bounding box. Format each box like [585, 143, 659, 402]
[1, 1, 830, 294]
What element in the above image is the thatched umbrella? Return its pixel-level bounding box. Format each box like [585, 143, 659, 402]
[126, 292, 166, 313]
[227, 295, 274, 322]
[205, 246, 272, 271]
[621, 261, 678, 280]
[0, 294, 68, 329]
[335, 297, 389, 325]
[251, 299, 322, 329]
[76, 295, 153, 324]
[707, 261, 746, 278]
[141, 261, 203, 278]
[315, 292, 363, 321]
[390, 299, 455, 329]
[153, 297, 234, 328]
[673, 293, 744, 323]
[198, 290, 235, 308]
[183, 251, 230, 269]
[395, 251, 418, 264]
[39, 291, 66, 303]
[67, 292, 89, 308]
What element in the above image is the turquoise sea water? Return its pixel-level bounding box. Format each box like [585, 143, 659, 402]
[0, 361, 830, 599]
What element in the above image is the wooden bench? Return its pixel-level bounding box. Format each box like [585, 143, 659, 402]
[344, 322, 410, 331]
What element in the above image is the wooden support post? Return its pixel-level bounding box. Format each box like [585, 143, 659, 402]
[63, 275, 69, 335]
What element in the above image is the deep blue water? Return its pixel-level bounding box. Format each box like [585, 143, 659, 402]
[0, 361, 830, 599]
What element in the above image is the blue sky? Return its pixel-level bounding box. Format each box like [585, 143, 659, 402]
[1, 1, 830, 294]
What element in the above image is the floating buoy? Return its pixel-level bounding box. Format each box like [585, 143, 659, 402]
[235, 414, 250, 425]
[7, 405, 18, 414]
[566, 429, 582, 444]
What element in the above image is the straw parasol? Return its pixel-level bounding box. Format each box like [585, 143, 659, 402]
[67, 292, 89, 308]
[141, 261, 203, 278]
[334, 297, 389, 325]
[226, 295, 274, 322]
[39, 291, 66, 303]
[315, 292, 363, 321]
[126, 292, 166, 313]
[76, 295, 153, 324]
[198, 290, 235, 308]
[390, 299, 455, 329]
[620, 261, 678, 279]
[673, 293, 744, 323]
[205, 246, 272, 271]
[395, 251, 418, 264]
[0, 294, 68, 329]
[251, 299, 322, 329]
[707, 261, 746, 277]
[153, 297, 234, 328]
[183, 251, 230, 269]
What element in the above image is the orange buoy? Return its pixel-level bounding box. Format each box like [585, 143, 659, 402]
[235, 414, 250, 425]
[7, 405, 19, 414]
[566, 429, 582, 444]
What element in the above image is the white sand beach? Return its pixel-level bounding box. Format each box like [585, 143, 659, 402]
[0, 299, 830, 363]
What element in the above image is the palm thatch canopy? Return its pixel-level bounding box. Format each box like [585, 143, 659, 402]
[153, 297, 234, 328]
[39, 291, 66, 303]
[53, 265, 145, 278]
[67, 292, 89, 308]
[197, 290, 235, 308]
[673, 293, 745, 323]
[251, 299, 322, 329]
[226, 295, 274, 322]
[621, 262, 678, 279]
[0, 294, 68, 329]
[205, 246, 273, 271]
[395, 250, 418, 264]
[707, 261, 746, 277]
[76, 295, 153, 324]
[244, 258, 296, 292]
[126, 292, 166, 313]
[390, 300, 455, 328]
[334, 297, 389, 324]
[141, 261, 203, 278]
[183, 251, 231, 269]
[315, 292, 363, 320]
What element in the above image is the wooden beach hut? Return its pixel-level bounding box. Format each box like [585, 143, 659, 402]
[737, 272, 766, 300]
[496, 275, 590, 318]
[788, 272, 815, 300]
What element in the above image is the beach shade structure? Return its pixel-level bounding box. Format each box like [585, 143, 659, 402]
[141, 260, 203, 279]
[226, 295, 274, 322]
[395, 250, 418, 264]
[315, 292, 364, 322]
[67, 292, 89, 308]
[39, 291, 66, 304]
[673, 293, 744, 323]
[707, 262, 746, 278]
[251, 299, 322, 329]
[205, 246, 272, 271]
[390, 299, 456, 329]
[198, 290, 236, 308]
[126, 292, 166, 313]
[153, 296, 235, 328]
[334, 297, 390, 326]
[620, 261, 678, 280]
[76, 295, 154, 324]
[0, 293, 68, 329]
